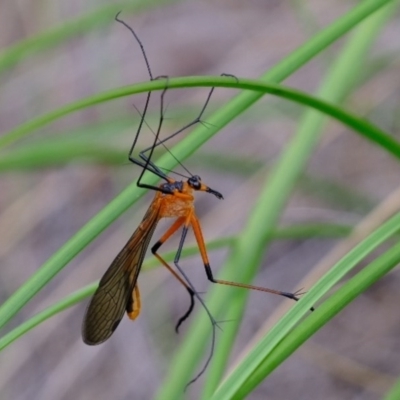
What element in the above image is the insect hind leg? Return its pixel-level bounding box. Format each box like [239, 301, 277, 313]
[152, 218, 220, 387]
[151, 217, 217, 332]
[172, 225, 220, 387]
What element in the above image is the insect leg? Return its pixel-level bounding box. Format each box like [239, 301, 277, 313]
[152, 212, 219, 386]
[151, 217, 197, 332]
[139, 83, 217, 173]
[163, 215, 219, 388]
[138, 75, 239, 182]
[190, 213, 314, 310]
[133, 79, 171, 194]
[140, 73, 237, 160]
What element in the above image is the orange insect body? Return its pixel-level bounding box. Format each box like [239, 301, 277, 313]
[158, 181, 194, 218]
[82, 175, 220, 345]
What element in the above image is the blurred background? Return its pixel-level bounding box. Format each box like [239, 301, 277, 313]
[1, 1, 400, 399]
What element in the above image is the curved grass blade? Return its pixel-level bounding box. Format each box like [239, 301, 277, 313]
[0, 223, 352, 352]
[158, 1, 399, 397]
[202, 2, 400, 397]
[210, 211, 400, 399]
[1, 77, 399, 161]
[235, 240, 400, 398]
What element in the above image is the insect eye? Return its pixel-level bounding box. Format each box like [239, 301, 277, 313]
[188, 175, 201, 189]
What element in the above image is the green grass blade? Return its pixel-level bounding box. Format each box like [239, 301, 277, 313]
[0, 0, 394, 397]
[0, 223, 350, 352]
[157, 1, 397, 398]
[384, 378, 400, 400]
[1, 77, 399, 161]
[0, 236, 234, 351]
[236, 240, 400, 398]
[201, 2, 398, 398]
[0, 284, 96, 351]
[211, 211, 400, 400]
[0, 141, 125, 171]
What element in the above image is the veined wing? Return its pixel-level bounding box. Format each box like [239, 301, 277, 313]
[82, 205, 160, 345]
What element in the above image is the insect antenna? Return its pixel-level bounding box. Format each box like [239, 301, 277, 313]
[158, 168, 189, 179]
[115, 12, 153, 155]
[116, 13, 195, 191]
[116, 14, 221, 183]
[115, 13, 168, 190]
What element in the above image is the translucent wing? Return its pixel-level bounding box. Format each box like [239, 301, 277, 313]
[82, 206, 159, 345]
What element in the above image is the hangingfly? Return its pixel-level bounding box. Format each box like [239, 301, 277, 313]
[82, 13, 309, 386]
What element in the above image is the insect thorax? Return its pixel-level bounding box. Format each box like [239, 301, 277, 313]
[158, 180, 194, 218]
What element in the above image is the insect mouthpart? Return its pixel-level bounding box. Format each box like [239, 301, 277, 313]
[206, 187, 224, 200]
